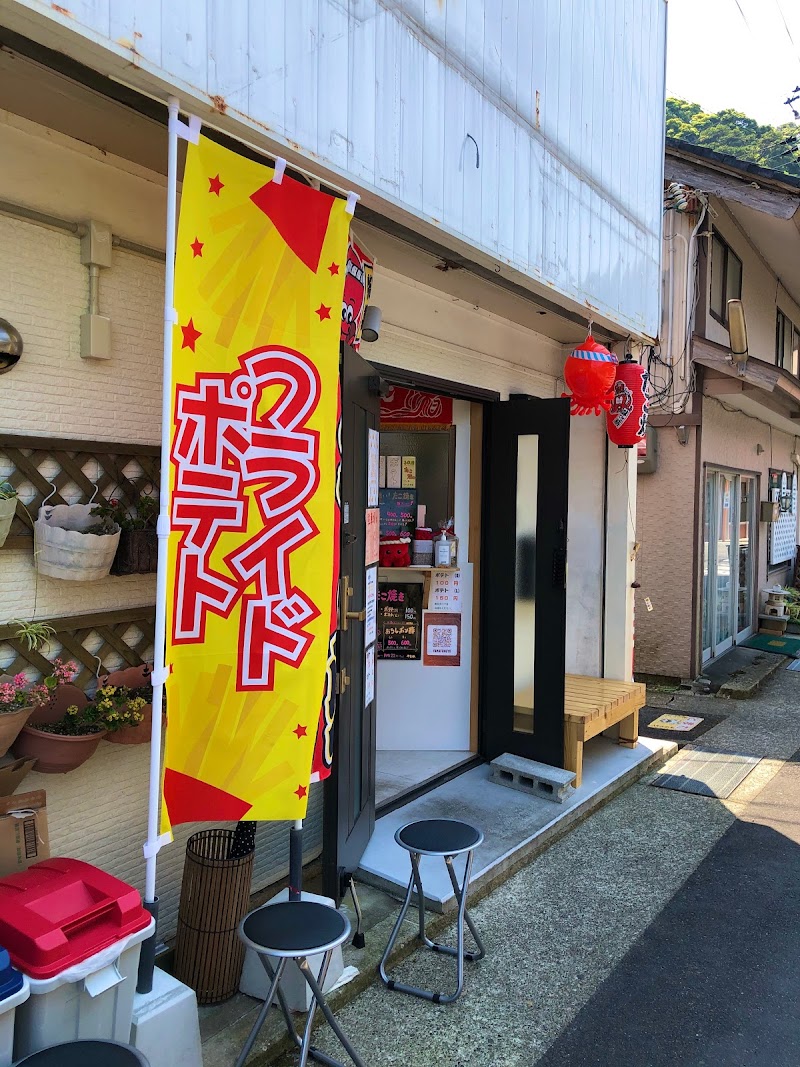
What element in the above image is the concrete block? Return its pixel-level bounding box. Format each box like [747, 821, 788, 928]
[239, 889, 344, 1012]
[131, 968, 202, 1067]
[490, 752, 575, 803]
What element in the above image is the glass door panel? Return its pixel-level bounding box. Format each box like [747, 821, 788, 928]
[702, 474, 714, 658]
[703, 470, 756, 664]
[513, 435, 538, 735]
[737, 478, 754, 637]
[715, 475, 733, 651]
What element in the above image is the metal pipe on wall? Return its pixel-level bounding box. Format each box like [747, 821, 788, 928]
[0, 197, 164, 260]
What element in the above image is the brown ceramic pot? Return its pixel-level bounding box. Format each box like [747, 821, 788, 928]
[12, 723, 106, 773]
[28, 683, 89, 727]
[0, 705, 34, 759]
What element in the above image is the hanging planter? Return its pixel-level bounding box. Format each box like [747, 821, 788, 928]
[111, 528, 159, 576]
[90, 496, 158, 576]
[34, 502, 120, 581]
[99, 664, 157, 745]
[13, 723, 107, 774]
[0, 484, 18, 548]
[0, 674, 36, 759]
[12, 661, 148, 772]
[562, 335, 618, 416]
[607, 355, 650, 449]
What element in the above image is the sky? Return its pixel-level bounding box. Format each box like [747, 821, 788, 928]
[666, 0, 800, 127]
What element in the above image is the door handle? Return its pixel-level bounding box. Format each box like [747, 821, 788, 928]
[336, 667, 350, 695]
[340, 575, 366, 629]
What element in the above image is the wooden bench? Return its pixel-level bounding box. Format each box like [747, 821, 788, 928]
[564, 675, 646, 787]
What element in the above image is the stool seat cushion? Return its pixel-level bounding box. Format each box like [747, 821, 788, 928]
[396, 819, 482, 856]
[241, 900, 349, 956]
[15, 1041, 149, 1066]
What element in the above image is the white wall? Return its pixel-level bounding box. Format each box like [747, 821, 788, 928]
[5, 0, 667, 337]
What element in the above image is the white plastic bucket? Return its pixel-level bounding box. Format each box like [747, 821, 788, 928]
[13, 918, 154, 1060]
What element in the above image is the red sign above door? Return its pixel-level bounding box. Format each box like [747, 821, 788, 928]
[380, 386, 453, 427]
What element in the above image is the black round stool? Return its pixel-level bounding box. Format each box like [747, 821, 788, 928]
[14, 1040, 149, 1065]
[379, 818, 485, 1004]
[235, 900, 365, 1067]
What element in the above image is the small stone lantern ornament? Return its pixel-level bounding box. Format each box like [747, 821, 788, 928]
[607, 354, 650, 449]
[562, 334, 618, 415]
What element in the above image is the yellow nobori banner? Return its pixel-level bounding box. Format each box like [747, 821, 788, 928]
[163, 136, 349, 825]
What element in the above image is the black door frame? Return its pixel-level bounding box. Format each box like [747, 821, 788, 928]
[478, 395, 570, 767]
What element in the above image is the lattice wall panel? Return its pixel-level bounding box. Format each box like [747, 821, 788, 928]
[0, 434, 160, 550]
[0, 608, 155, 693]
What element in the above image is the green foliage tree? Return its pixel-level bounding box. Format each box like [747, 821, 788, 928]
[666, 97, 800, 179]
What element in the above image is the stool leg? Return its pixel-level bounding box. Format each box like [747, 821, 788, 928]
[296, 951, 331, 1067]
[378, 860, 417, 989]
[444, 853, 485, 961]
[410, 852, 431, 945]
[298, 955, 366, 1067]
[234, 956, 287, 1067]
[258, 955, 305, 1053]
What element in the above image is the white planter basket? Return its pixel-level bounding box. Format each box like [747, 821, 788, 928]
[0, 495, 16, 548]
[34, 503, 120, 581]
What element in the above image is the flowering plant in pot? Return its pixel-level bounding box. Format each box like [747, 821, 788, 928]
[93, 495, 159, 576]
[0, 670, 50, 759]
[99, 664, 157, 745]
[13, 663, 147, 773]
[0, 482, 18, 548]
[34, 501, 120, 581]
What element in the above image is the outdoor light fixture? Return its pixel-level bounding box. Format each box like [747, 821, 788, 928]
[727, 299, 748, 376]
[0, 318, 22, 374]
[361, 305, 381, 342]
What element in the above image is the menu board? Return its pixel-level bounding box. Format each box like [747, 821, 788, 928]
[377, 581, 423, 660]
[379, 488, 417, 537]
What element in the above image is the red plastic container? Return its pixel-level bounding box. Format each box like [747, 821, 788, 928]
[0, 858, 151, 980]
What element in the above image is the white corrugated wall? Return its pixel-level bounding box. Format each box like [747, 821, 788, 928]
[5, 0, 667, 337]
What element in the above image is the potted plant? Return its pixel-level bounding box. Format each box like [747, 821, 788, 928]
[0, 671, 50, 759]
[99, 664, 157, 745]
[34, 501, 120, 581]
[92, 496, 158, 576]
[13, 664, 147, 773]
[0, 482, 18, 548]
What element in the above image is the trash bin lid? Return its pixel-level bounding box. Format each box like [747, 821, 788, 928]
[0, 946, 23, 1001]
[0, 858, 151, 980]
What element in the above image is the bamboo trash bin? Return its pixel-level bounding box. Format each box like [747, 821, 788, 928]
[174, 825, 256, 1003]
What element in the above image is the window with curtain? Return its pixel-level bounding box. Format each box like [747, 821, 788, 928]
[710, 231, 743, 325]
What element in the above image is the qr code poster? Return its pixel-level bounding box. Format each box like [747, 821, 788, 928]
[422, 612, 461, 667]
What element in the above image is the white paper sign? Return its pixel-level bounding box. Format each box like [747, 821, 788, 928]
[428, 568, 462, 613]
[367, 428, 380, 507]
[365, 644, 375, 706]
[365, 565, 378, 646]
[425, 623, 458, 658]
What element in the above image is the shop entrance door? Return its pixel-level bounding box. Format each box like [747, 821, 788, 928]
[481, 396, 570, 767]
[702, 470, 756, 662]
[322, 344, 380, 902]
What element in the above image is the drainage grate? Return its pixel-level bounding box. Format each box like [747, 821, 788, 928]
[650, 748, 760, 799]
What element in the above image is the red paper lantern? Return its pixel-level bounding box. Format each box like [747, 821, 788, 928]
[606, 355, 650, 448]
[562, 335, 618, 415]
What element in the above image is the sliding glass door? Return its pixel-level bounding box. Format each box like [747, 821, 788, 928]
[702, 470, 756, 662]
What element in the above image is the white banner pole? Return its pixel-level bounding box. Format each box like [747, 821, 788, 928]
[137, 95, 188, 993]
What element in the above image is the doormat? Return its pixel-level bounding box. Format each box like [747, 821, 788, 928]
[742, 633, 800, 656]
[639, 707, 724, 748]
[650, 748, 760, 799]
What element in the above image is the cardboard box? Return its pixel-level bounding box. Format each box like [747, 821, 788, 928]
[0, 755, 37, 797]
[0, 790, 49, 876]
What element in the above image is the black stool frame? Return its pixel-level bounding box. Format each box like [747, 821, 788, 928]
[379, 820, 486, 1004]
[235, 910, 365, 1067]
